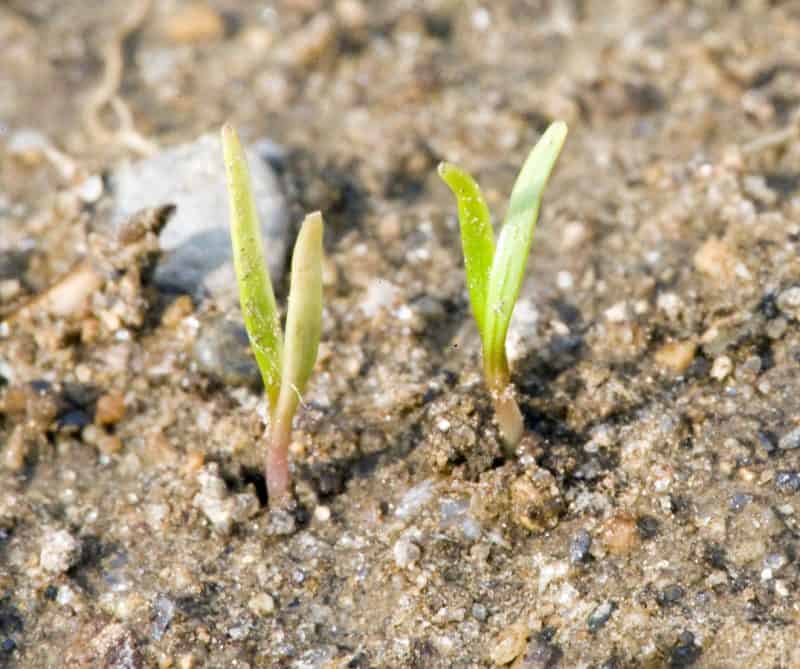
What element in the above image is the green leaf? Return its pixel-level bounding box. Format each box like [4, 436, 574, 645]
[437, 162, 495, 336]
[222, 123, 283, 406]
[484, 121, 568, 385]
[278, 211, 324, 417]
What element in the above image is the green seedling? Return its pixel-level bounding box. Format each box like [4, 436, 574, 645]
[438, 121, 568, 447]
[222, 123, 323, 507]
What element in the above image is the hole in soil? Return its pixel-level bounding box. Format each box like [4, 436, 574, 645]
[239, 466, 268, 507]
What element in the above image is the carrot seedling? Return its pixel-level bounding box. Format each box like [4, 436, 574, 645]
[438, 121, 568, 447]
[222, 123, 323, 507]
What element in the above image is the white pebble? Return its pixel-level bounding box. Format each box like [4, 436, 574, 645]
[710, 355, 733, 381]
[248, 593, 276, 616]
[393, 536, 421, 568]
[40, 529, 82, 574]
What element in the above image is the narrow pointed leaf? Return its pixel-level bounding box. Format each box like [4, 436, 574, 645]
[484, 121, 568, 382]
[222, 123, 283, 406]
[438, 162, 494, 335]
[278, 211, 324, 414]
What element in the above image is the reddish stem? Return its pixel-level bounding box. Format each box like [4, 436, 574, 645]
[265, 415, 292, 507]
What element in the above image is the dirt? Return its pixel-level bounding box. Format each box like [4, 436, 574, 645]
[3, 1, 800, 667]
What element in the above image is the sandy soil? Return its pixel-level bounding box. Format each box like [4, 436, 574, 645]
[3, 1, 800, 667]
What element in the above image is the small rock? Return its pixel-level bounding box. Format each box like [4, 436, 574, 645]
[314, 505, 331, 523]
[636, 515, 660, 540]
[193, 464, 259, 535]
[776, 287, 800, 320]
[335, 0, 368, 31]
[587, 601, 615, 631]
[40, 529, 82, 574]
[151, 596, 176, 641]
[161, 295, 194, 328]
[95, 391, 126, 426]
[278, 13, 337, 68]
[393, 535, 421, 569]
[710, 355, 733, 381]
[490, 623, 528, 666]
[248, 593, 276, 616]
[267, 509, 297, 536]
[569, 529, 592, 563]
[193, 316, 261, 387]
[604, 301, 628, 323]
[669, 630, 702, 668]
[658, 584, 685, 607]
[472, 603, 488, 622]
[76, 175, 104, 204]
[109, 134, 288, 306]
[600, 513, 640, 556]
[510, 468, 564, 532]
[655, 340, 696, 374]
[694, 237, 738, 285]
[395, 479, 436, 520]
[775, 471, 800, 493]
[162, 3, 224, 44]
[779, 427, 800, 450]
[0, 279, 21, 302]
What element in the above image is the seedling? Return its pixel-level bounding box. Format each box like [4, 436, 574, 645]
[438, 121, 567, 447]
[222, 123, 323, 507]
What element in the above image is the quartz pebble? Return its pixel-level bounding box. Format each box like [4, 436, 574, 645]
[393, 535, 421, 568]
[109, 134, 288, 306]
[778, 427, 800, 450]
[40, 529, 82, 574]
[777, 287, 800, 320]
[248, 593, 276, 616]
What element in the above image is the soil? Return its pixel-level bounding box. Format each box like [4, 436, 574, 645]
[3, 1, 800, 667]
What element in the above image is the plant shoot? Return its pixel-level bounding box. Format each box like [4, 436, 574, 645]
[439, 121, 568, 447]
[222, 123, 323, 507]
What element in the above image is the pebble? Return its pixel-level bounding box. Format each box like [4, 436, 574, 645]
[693, 237, 738, 284]
[569, 529, 592, 563]
[248, 593, 276, 616]
[604, 301, 628, 323]
[0, 279, 21, 302]
[587, 601, 615, 631]
[193, 464, 259, 535]
[395, 479, 435, 520]
[192, 316, 261, 387]
[776, 287, 800, 320]
[600, 513, 640, 556]
[775, 471, 800, 493]
[670, 631, 702, 667]
[161, 295, 194, 328]
[658, 584, 685, 606]
[490, 623, 528, 666]
[278, 13, 337, 68]
[710, 355, 733, 381]
[267, 509, 297, 536]
[151, 595, 177, 641]
[314, 505, 331, 523]
[654, 339, 696, 374]
[40, 528, 82, 574]
[335, 0, 368, 31]
[109, 134, 288, 306]
[393, 535, 421, 568]
[75, 175, 104, 204]
[471, 603, 488, 622]
[95, 391, 126, 426]
[510, 468, 564, 532]
[778, 426, 800, 450]
[162, 3, 224, 44]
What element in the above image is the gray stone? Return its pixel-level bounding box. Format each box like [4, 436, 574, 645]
[779, 426, 800, 450]
[109, 134, 288, 306]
